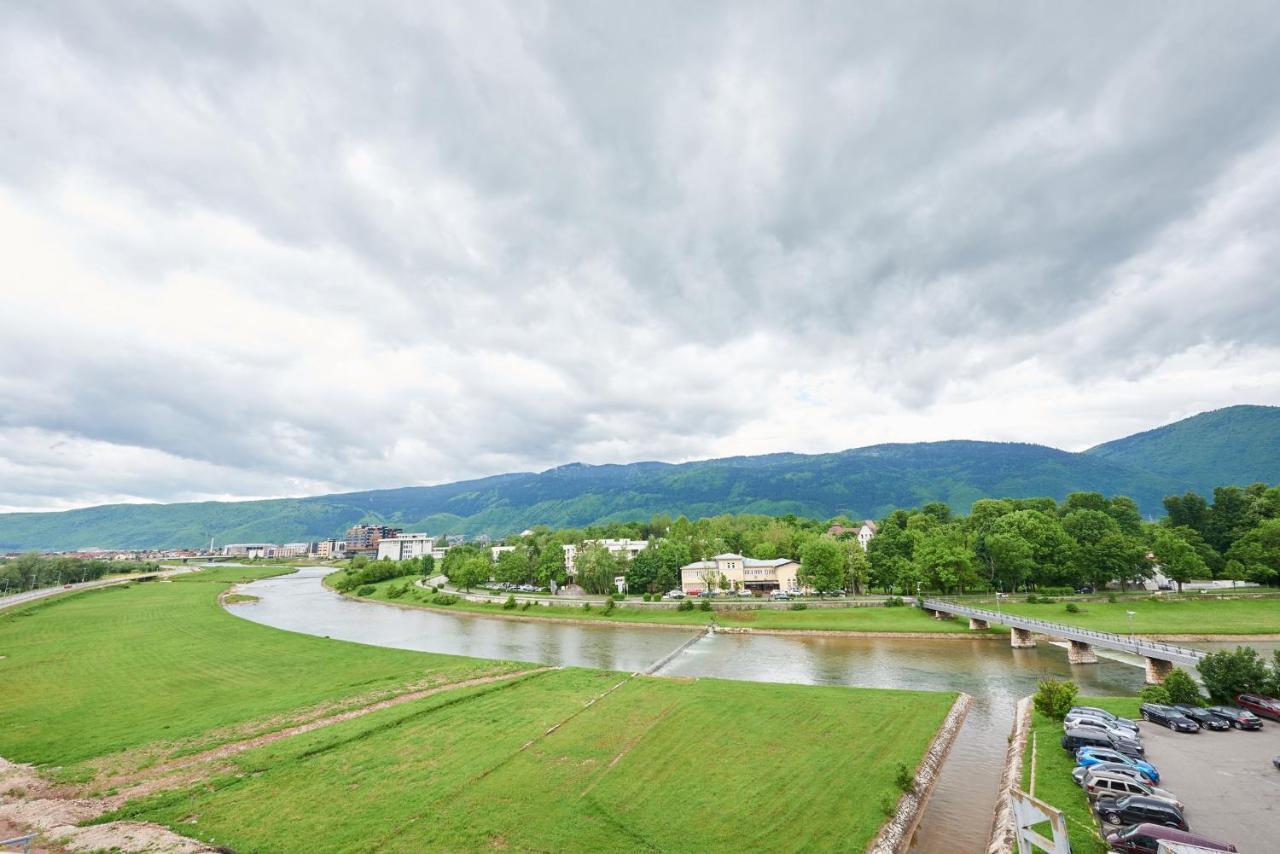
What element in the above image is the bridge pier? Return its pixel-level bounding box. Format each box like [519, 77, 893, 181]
[1067, 640, 1097, 664]
[1010, 627, 1036, 648]
[969, 617, 989, 630]
[1144, 657, 1174, 684]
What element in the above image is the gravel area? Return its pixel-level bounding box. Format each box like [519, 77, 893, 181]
[1121, 716, 1280, 852]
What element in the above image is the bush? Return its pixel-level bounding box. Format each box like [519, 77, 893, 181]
[879, 792, 898, 817]
[431, 593, 459, 606]
[894, 761, 915, 793]
[790, 602, 808, 611]
[581, 602, 592, 612]
[677, 599, 695, 611]
[520, 600, 532, 611]
[1107, 594, 1117, 603]
[1161, 668, 1204, 706]
[1139, 684, 1170, 705]
[503, 595, 517, 610]
[699, 600, 712, 612]
[1039, 586, 1073, 597]
[1064, 603, 1080, 614]
[884, 596, 905, 607]
[356, 585, 375, 597]
[1032, 679, 1078, 720]
[642, 593, 652, 602]
[1197, 646, 1269, 702]
[612, 592, 626, 601]
[602, 598, 615, 615]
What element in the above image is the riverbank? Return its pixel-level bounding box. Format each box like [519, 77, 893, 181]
[0, 563, 961, 853]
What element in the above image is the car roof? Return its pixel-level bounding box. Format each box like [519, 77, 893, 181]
[1123, 823, 1235, 850]
[1121, 795, 1179, 811]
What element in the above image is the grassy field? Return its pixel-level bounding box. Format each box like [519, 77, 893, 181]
[1022, 696, 1141, 854]
[352, 575, 985, 633]
[998, 597, 1280, 635]
[0, 567, 528, 768]
[103, 668, 956, 853]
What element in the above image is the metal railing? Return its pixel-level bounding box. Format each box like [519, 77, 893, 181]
[1, 835, 34, 854]
[921, 598, 1205, 663]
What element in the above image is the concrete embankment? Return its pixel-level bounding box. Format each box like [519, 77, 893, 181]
[868, 692, 973, 854]
[643, 627, 713, 675]
[985, 696, 1033, 854]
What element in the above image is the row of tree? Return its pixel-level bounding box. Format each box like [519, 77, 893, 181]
[423, 481, 1280, 596]
[0, 553, 161, 595]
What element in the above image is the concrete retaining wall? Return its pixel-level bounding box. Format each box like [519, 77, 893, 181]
[986, 696, 1033, 854]
[868, 692, 973, 853]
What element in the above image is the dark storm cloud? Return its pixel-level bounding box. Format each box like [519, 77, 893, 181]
[1, 1, 1279, 509]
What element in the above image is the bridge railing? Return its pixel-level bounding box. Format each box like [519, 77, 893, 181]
[921, 599, 1204, 661]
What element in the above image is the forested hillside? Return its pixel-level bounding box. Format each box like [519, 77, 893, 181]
[1, 406, 1277, 550]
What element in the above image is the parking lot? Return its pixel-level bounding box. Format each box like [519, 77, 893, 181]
[1117, 718, 1280, 852]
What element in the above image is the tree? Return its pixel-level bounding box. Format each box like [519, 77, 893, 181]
[1033, 679, 1078, 720]
[1224, 518, 1280, 585]
[798, 537, 845, 594]
[842, 538, 871, 595]
[1163, 492, 1209, 537]
[626, 547, 661, 593]
[1151, 527, 1208, 593]
[1222, 558, 1246, 588]
[1160, 668, 1204, 706]
[1197, 646, 1269, 702]
[912, 524, 974, 594]
[1207, 486, 1251, 553]
[452, 555, 489, 592]
[575, 544, 620, 595]
[494, 550, 527, 585]
[986, 510, 1073, 591]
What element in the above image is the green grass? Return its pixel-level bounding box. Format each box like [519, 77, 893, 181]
[1022, 697, 1141, 854]
[999, 597, 1280, 635]
[104, 668, 956, 853]
[0, 567, 528, 769]
[361, 577, 986, 633]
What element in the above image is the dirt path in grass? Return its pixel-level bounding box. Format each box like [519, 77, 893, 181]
[0, 667, 552, 852]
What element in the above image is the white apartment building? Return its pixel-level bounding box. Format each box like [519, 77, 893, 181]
[680, 553, 802, 595]
[272, 543, 311, 558]
[377, 533, 438, 561]
[223, 543, 274, 558]
[314, 539, 346, 559]
[562, 538, 649, 576]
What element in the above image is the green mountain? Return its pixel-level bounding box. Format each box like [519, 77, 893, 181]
[1084, 404, 1280, 496]
[1, 406, 1277, 551]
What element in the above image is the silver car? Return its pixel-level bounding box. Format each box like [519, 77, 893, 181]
[1082, 770, 1182, 812]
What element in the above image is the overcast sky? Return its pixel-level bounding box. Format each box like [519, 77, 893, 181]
[2, 2, 1280, 512]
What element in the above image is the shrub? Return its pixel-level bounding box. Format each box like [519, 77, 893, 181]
[581, 602, 592, 612]
[699, 600, 712, 612]
[879, 793, 898, 817]
[894, 762, 915, 793]
[677, 599, 694, 612]
[1139, 684, 1170, 705]
[431, 593, 458, 606]
[1039, 586, 1073, 597]
[1032, 679, 1078, 720]
[612, 592, 626, 601]
[503, 595, 517, 610]
[1161, 668, 1204, 706]
[356, 585, 375, 597]
[642, 593, 652, 602]
[602, 598, 615, 615]
[790, 602, 808, 611]
[1197, 646, 1269, 702]
[1107, 593, 1117, 603]
[520, 600, 532, 611]
[883, 596, 905, 607]
[1064, 603, 1080, 614]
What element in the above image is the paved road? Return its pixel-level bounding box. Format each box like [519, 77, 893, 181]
[1103, 715, 1280, 852]
[0, 565, 200, 612]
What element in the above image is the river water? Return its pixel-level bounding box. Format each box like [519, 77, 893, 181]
[226, 569, 1267, 853]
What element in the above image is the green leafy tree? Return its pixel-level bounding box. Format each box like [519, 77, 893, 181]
[1160, 668, 1204, 706]
[842, 538, 871, 595]
[1151, 527, 1209, 593]
[1139, 684, 1170, 705]
[626, 546, 661, 593]
[452, 555, 489, 592]
[798, 537, 845, 594]
[1197, 646, 1269, 702]
[1033, 679, 1078, 720]
[1224, 518, 1280, 585]
[575, 544, 620, 595]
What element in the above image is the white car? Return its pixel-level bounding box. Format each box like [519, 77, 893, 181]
[736, 589, 754, 598]
[662, 589, 685, 600]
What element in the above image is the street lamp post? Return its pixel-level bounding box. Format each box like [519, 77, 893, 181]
[1126, 610, 1136, 649]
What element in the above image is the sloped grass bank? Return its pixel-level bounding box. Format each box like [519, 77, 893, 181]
[104, 668, 956, 853]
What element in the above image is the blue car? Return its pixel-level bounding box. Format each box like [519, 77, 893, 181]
[1076, 747, 1159, 784]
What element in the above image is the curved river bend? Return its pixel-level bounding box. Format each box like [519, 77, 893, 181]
[230, 569, 1152, 852]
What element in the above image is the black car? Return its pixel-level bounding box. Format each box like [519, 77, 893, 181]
[1094, 795, 1187, 830]
[1172, 705, 1230, 731]
[1205, 705, 1263, 730]
[1140, 704, 1200, 733]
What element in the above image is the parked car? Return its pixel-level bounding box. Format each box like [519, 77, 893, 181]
[1205, 705, 1264, 730]
[736, 589, 754, 598]
[770, 591, 790, 601]
[661, 590, 685, 600]
[1139, 704, 1200, 733]
[1083, 771, 1182, 811]
[1093, 795, 1187, 830]
[1062, 728, 1117, 755]
[1235, 693, 1280, 722]
[1071, 762, 1155, 788]
[697, 590, 715, 598]
[1171, 705, 1230, 731]
[1105, 823, 1236, 854]
[1064, 713, 1141, 738]
[1069, 707, 1139, 729]
[1075, 748, 1160, 784]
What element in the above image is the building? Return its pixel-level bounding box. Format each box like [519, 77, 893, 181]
[680, 553, 802, 595]
[491, 545, 516, 562]
[345, 524, 402, 558]
[313, 539, 346, 559]
[376, 533, 437, 562]
[270, 543, 311, 558]
[562, 539, 649, 576]
[826, 521, 879, 550]
[223, 543, 275, 558]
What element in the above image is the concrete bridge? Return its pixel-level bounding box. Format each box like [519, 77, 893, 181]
[920, 598, 1205, 683]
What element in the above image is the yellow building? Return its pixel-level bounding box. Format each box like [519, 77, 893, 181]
[679, 553, 802, 595]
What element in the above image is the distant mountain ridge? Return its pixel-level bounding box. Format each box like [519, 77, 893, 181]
[1, 405, 1278, 550]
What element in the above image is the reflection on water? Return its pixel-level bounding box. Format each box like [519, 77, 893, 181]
[229, 569, 1149, 853]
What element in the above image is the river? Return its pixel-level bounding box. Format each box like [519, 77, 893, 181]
[225, 569, 1270, 852]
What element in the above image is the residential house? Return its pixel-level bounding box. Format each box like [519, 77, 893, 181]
[680, 553, 802, 595]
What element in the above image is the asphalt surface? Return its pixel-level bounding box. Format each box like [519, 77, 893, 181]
[1099, 714, 1280, 852]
